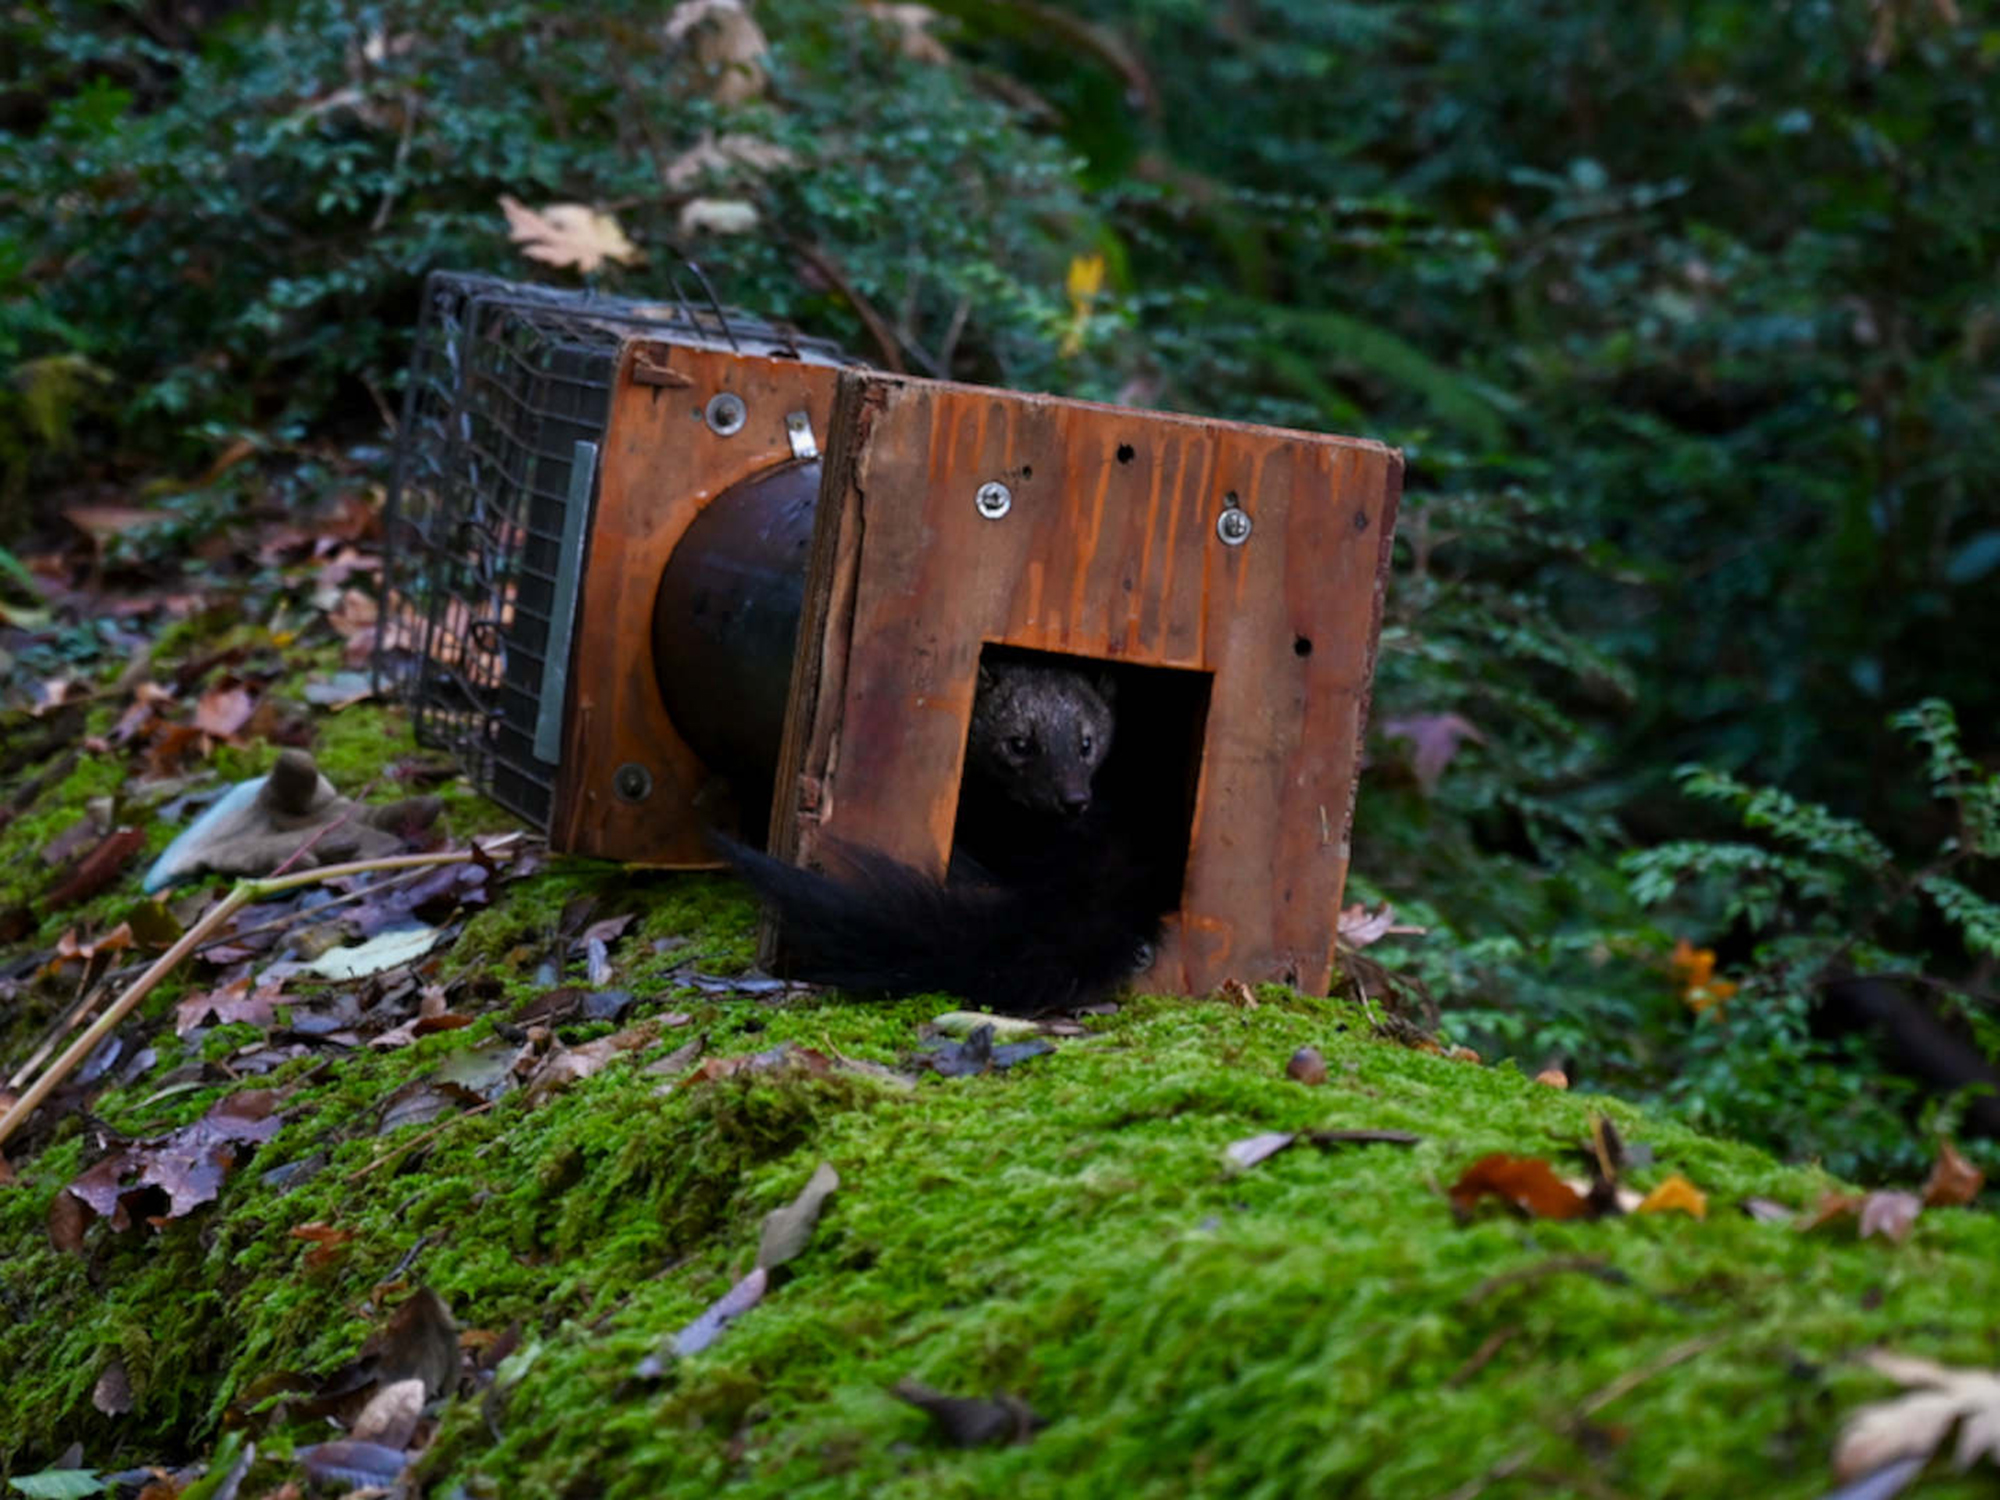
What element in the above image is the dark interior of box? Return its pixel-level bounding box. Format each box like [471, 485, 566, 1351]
[952, 643, 1213, 915]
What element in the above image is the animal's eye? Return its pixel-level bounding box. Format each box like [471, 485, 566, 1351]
[1006, 735, 1033, 757]
[1080, 734, 1094, 755]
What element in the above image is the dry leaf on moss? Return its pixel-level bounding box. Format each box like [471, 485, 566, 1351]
[1449, 1153, 1592, 1222]
[497, 196, 641, 274]
[757, 1161, 839, 1270]
[1635, 1172, 1708, 1219]
[1923, 1138, 1985, 1207]
[1858, 1190, 1923, 1243]
[1835, 1351, 2000, 1479]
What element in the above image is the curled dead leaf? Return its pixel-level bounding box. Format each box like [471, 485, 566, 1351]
[1635, 1173, 1708, 1219]
[1215, 978, 1258, 1009]
[1923, 1138, 1985, 1208]
[1858, 1190, 1923, 1244]
[1449, 1153, 1592, 1222]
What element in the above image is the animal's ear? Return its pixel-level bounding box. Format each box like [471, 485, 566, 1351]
[1092, 669, 1118, 707]
[978, 663, 996, 693]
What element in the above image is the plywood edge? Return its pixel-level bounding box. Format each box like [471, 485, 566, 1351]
[839, 370, 1401, 462]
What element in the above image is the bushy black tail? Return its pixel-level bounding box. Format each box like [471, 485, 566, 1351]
[719, 834, 1162, 1015]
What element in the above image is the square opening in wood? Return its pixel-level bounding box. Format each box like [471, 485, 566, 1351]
[948, 643, 1213, 925]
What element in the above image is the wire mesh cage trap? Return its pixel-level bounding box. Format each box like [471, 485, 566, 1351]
[376, 270, 849, 828]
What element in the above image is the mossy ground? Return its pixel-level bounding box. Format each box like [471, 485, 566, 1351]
[3, 714, 1999, 1498]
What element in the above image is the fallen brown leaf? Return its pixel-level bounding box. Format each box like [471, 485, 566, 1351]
[1858, 1190, 1923, 1244]
[1923, 1138, 1985, 1207]
[59, 1088, 283, 1237]
[1449, 1153, 1592, 1222]
[44, 826, 146, 908]
[194, 680, 256, 738]
[359, 1287, 459, 1399]
[290, 1221, 358, 1272]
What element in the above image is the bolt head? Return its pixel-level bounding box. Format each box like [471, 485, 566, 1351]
[705, 392, 747, 436]
[1216, 507, 1253, 545]
[975, 481, 1013, 519]
[613, 763, 654, 802]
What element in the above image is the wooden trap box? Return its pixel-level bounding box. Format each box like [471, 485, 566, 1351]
[765, 370, 1402, 999]
[387, 275, 1398, 1000]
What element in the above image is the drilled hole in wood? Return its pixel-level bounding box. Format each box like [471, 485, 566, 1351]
[1116, 443, 1135, 464]
[1294, 636, 1313, 657]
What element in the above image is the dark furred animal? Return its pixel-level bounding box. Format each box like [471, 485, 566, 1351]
[723, 659, 1163, 1014]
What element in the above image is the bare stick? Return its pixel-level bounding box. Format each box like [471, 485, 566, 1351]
[346, 1097, 497, 1183]
[0, 847, 487, 1150]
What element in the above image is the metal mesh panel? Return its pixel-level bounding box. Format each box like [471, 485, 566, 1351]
[377, 270, 847, 828]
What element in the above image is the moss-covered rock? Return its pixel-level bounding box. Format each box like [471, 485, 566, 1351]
[4, 980, 1998, 1498]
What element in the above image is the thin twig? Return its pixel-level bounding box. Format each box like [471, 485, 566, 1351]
[0, 847, 486, 1149]
[193, 860, 438, 956]
[346, 1098, 497, 1183]
[268, 772, 384, 879]
[1435, 1334, 1725, 1500]
[785, 237, 906, 373]
[1445, 1325, 1519, 1388]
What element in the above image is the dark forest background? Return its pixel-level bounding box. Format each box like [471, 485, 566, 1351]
[4, 0, 1997, 1179]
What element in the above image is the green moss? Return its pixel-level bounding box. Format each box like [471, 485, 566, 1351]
[5, 968, 1998, 1496]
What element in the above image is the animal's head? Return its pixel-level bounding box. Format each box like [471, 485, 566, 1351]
[967, 660, 1116, 817]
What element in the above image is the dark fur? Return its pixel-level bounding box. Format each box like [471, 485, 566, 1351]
[724, 661, 1161, 1014]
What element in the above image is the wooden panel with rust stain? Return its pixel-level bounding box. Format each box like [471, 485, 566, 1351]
[553, 341, 842, 865]
[779, 370, 1401, 995]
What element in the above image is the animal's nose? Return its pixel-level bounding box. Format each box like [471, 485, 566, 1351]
[1061, 791, 1091, 816]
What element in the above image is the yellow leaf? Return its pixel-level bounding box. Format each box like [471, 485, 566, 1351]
[1059, 253, 1106, 358]
[1066, 253, 1106, 301]
[1636, 1172, 1708, 1219]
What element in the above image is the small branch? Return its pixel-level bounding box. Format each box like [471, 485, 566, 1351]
[0, 847, 489, 1150]
[267, 772, 383, 879]
[194, 860, 439, 957]
[1437, 1334, 1724, 1500]
[346, 1098, 497, 1183]
[785, 238, 906, 373]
